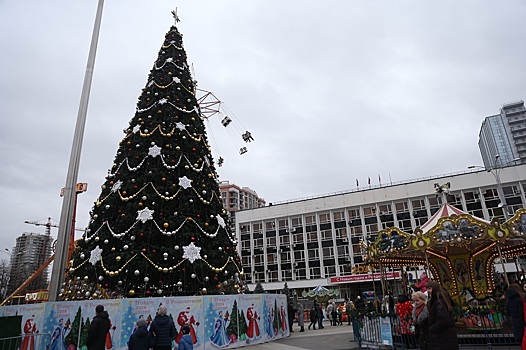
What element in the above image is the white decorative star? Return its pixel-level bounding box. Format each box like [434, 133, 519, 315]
[111, 180, 122, 193]
[173, 77, 181, 84]
[132, 125, 141, 134]
[179, 176, 192, 189]
[166, 57, 173, 63]
[158, 98, 168, 105]
[137, 207, 154, 223]
[182, 242, 201, 263]
[148, 144, 162, 158]
[89, 246, 103, 265]
[175, 122, 186, 131]
[216, 214, 226, 228]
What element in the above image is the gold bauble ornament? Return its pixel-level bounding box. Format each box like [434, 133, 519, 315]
[202, 184, 206, 188]
[128, 290, 135, 296]
[116, 256, 121, 262]
[92, 293, 98, 298]
[216, 283, 222, 289]
[234, 284, 239, 290]
[122, 191, 127, 196]
[162, 178, 166, 181]
[95, 236, 100, 241]
[176, 146, 180, 150]
[109, 272, 115, 277]
[163, 222, 169, 228]
[194, 163, 199, 168]
[163, 268, 169, 273]
[138, 202, 143, 207]
[111, 247, 116, 252]
[204, 222, 209, 227]
[185, 165, 190, 169]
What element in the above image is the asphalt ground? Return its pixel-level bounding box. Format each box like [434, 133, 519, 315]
[241, 321, 360, 350]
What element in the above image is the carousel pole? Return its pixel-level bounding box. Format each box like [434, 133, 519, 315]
[371, 262, 378, 313]
[424, 251, 432, 278]
[497, 244, 510, 287]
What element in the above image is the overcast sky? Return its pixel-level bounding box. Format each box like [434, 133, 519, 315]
[1, 0, 525, 253]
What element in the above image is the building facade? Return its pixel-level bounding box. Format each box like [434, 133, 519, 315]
[478, 100, 526, 168]
[219, 181, 265, 227]
[235, 165, 526, 298]
[8, 232, 53, 295]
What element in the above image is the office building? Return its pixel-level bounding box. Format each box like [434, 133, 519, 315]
[478, 100, 526, 168]
[235, 164, 526, 298]
[219, 181, 265, 227]
[8, 232, 53, 295]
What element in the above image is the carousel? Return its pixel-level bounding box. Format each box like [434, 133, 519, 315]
[362, 203, 526, 332]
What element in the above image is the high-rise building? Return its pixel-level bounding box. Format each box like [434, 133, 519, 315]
[235, 164, 526, 297]
[8, 232, 53, 295]
[219, 181, 265, 227]
[478, 100, 526, 168]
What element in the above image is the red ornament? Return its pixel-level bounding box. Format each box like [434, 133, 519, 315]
[197, 214, 200, 218]
[214, 276, 218, 281]
[192, 148, 196, 152]
[226, 247, 230, 251]
[140, 232, 144, 238]
[152, 249, 157, 253]
[191, 236, 195, 241]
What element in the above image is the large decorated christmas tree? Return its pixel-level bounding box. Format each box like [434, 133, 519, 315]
[62, 13, 244, 299]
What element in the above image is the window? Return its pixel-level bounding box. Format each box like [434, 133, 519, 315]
[267, 253, 277, 264]
[294, 250, 305, 261]
[307, 232, 318, 242]
[281, 269, 293, 281]
[335, 227, 347, 239]
[295, 268, 306, 280]
[280, 251, 291, 263]
[292, 233, 304, 243]
[322, 247, 334, 259]
[395, 201, 409, 212]
[266, 237, 277, 246]
[309, 267, 321, 279]
[308, 249, 320, 260]
[320, 229, 333, 241]
[252, 222, 262, 233]
[305, 214, 316, 225]
[278, 219, 288, 229]
[349, 225, 363, 237]
[339, 264, 352, 275]
[378, 203, 392, 214]
[411, 199, 425, 210]
[337, 245, 349, 257]
[265, 221, 275, 230]
[348, 208, 360, 219]
[324, 265, 337, 277]
[241, 240, 250, 250]
[291, 217, 302, 227]
[363, 206, 376, 217]
[242, 256, 251, 266]
[365, 223, 378, 235]
[333, 211, 344, 221]
[254, 238, 264, 248]
[268, 271, 279, 282]
[254, 254, 264, 265]
[253, 271, 265, 283]
[319, 213, 330, 223]
[240, 224, 250, 234]
[279, 235, 290, 245]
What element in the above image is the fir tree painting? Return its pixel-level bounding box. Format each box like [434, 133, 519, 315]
[62, 12, 244, 299]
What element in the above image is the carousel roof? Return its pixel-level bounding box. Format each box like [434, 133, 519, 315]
[363, 205, 526, 264]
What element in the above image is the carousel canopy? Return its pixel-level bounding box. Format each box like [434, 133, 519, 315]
[363, 204, 526, 264]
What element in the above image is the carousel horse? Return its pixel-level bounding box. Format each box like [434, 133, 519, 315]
[459, 287, 495, 306]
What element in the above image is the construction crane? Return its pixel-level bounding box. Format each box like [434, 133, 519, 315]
[24, 217, 85, 259]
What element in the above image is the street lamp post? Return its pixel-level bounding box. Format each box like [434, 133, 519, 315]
[468, 155, 520, 220]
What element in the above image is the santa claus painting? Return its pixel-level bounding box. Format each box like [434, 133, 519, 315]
[245, 305, 260, 343]
[175, 307, 199, 345]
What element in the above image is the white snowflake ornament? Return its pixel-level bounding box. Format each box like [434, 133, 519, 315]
[89, 246, 103, 265]
[175, 122, 186, 131]
[132, 125, 141, 134]
[173, 77, 181, 84]
[148, 144, 162, 158]
[179, 176, 192, 189]
[216, 214, 226, 228]
[182, 242, 201, 263]
[137, 207, 154, 223]
[111, 180, 123, 193]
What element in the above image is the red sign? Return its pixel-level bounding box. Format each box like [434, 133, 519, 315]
[330, 272, 400, 284]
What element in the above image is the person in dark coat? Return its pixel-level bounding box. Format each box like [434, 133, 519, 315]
[426, 281, 458, 350]
[506, 283, 525, 343]
[412, 291, 430, 350]
[178, 326, 193, 350]
[308, 305, 318, 330]
[150, 305, 176, 350]
[86, 305, 111, 350]
[128, 318, 151, 350]
[287, 302, 296, 332]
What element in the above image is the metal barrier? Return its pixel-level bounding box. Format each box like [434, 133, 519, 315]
[352, 309, 519, 350]
[0, 333, 51, 350]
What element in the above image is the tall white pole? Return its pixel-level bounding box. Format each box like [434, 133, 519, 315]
[48, 0, 105, 301]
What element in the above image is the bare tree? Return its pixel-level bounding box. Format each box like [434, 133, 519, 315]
[0, 259, 10, 302]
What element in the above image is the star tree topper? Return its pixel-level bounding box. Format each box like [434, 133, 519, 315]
[182, 242, 201, 263]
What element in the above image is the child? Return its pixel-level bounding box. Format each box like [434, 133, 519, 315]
[178, 326, 193, 350]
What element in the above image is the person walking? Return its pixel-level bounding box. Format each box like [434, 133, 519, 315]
[506, 283, 525, 345]
[308, 305, 318, 330]
[412, 291, 429, 350]
[128, 319, 151, 350]
[317, 305, 325, 329]
[296, 303, 305, 332]
[287, 302, 296, 332]
[327, 302, 334, 326]
[426, 281, 458, 350]
[178, 326, 194, 350]
[150, 305, 177, 350]
[346, 299, 353, 325]
[86, 305, 111, 350]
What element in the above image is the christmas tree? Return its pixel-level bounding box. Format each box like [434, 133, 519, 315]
[63, 12, 243, 299]
[226, 299, 239, 338]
